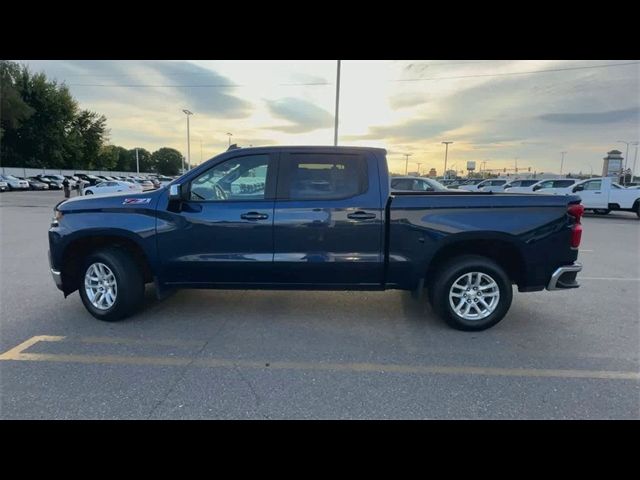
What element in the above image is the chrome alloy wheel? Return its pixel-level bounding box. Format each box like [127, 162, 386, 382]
[448, 272, 500, 320]
[84, 262, 117, 310]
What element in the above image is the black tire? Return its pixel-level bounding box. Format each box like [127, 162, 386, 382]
[85, 190, 93, 195]
[636, 202, 640, 219]
[429, 255, 513, 331]
[594, 209, 610, 215]
[78, 247, 144, 322]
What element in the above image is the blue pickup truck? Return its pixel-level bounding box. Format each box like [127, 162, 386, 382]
[48, 146, 584, 330]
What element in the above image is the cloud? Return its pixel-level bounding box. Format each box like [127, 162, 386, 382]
[24, 60, 252, 119]
[538, 107, 640, 124]
[265, 97, 334, 133]
[343, 117, 453, 142]
[389, 92, 430, 110]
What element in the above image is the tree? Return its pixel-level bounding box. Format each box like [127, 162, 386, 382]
[0, 60, 109, 170]
[127, 148, 153, 173]
[152, 147, 183, 175]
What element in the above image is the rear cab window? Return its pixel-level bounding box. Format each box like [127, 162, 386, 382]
[278, 153, 367, 200]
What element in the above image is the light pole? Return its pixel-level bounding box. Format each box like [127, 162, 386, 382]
[135, 148, 139, 174]
[442, 141, 453, 179]
[415, 162, 422, 176]
[560, 151, 567, 176]
[481, 160, 488, 177]
[404, 153, 412, 175]
[514, 157, 519, 174]
[226, 132, 233, 147]
[182, 109, 193, 170]
[334, 60, 341, 146]
[632, 142, 640, 180]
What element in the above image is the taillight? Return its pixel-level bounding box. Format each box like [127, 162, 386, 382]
[568, 203, 584, 249]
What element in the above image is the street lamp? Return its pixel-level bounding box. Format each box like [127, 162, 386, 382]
[182, 109, 193, 171]
[442, 141, 453, 179]
[415, 162, 422, 176]
[403, 153, 412, 175]
[226, 132, 233, 147]
[560, 151, 567, 176]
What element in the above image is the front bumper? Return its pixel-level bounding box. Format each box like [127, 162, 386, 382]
[546, 262, 582, 290]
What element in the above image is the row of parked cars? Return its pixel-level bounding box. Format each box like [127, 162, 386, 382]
[392, 176, 640, 217]
[0, 173, 177, 193]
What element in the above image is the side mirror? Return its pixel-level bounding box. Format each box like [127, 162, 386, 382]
[169, 183, 183, 200]
[573, 185, 584, 192]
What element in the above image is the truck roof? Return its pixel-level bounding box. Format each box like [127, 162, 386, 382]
[223, 145, 387, 155]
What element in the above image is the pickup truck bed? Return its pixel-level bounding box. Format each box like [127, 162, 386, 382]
[49, 146, 583, 330]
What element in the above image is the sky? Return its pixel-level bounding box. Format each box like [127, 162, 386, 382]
[18, 59, 640, 175]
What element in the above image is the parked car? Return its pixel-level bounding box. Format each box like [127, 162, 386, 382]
[476, 179, 509, 192]
[75, 173, 102, 186]
[132, 178, 155, 191]
[49, 146, 584, 331]
[522, 178, 579, 195]
[24, 177, 50, 190]
[390, 176, 449, 192]
[156, 175, 175, 186]
[83, 181, 143, 196]
[502, 179, 540, 191]
[36, 175, 63, 190]
[559, 177, 640, 217]
[0, 174, 30, 190]
[0, 180, 8, 192]
[456, 179, 486, 191]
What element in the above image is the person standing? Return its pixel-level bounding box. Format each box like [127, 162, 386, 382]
[62, 177, 70, 198]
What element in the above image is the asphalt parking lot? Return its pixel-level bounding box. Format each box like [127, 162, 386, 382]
[1, 190, 638, 419]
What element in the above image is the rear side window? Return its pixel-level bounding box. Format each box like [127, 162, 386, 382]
[521, 180, 537, 186]
[553, 180, 575, 188]
[282, 154, 367, 200]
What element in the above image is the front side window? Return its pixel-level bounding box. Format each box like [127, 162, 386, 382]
[538, 181, 554, 189]
[583, 180, 602, 191]
[190, 154, 270, 201]
[285, 154, 366, 200]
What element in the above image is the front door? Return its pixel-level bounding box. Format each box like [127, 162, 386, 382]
[577, 178, 608, 209]
[157, 152, 277, 284]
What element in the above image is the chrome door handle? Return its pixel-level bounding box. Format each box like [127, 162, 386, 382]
[347, 211, 376, 220]
[240, 212, 269, 220]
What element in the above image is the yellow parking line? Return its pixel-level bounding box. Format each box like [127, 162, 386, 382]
[0, 335, 64, 360]
[77, 336, 206, 348]
[1, 335, 638, 381]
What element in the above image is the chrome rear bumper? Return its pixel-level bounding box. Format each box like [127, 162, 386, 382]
[547, 263, 582, 290]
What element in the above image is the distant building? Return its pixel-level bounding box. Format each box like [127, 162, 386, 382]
[602, 149, 623, 178]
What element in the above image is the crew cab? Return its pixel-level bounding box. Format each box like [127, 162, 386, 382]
[48, 146, 584, 331]
[561, 177, 640, 217]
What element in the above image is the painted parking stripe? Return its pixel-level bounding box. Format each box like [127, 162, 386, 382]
[1, 336, 638, 381]
[580, 277, 640, 281]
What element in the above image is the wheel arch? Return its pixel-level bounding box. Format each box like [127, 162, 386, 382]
[424, 233, 526, 288]
[59, 232, 154, 296]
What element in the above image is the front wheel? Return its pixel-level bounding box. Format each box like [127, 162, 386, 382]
[429, 255, 513, 331]
[78, 247, 145, 322]
[85, 190, 93, 195]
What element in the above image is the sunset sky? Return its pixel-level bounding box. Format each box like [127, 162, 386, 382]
[19, 60, 640, 175]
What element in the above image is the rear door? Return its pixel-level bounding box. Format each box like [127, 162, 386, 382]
[272, 151, 384, 285]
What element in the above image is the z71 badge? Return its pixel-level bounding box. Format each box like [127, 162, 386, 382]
[122, 198, 151, 205]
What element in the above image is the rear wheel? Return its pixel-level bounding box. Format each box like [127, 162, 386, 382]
[429, 255, 513, 331]
[78, 247, 144, 322]
[85, 190, 93, 195]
